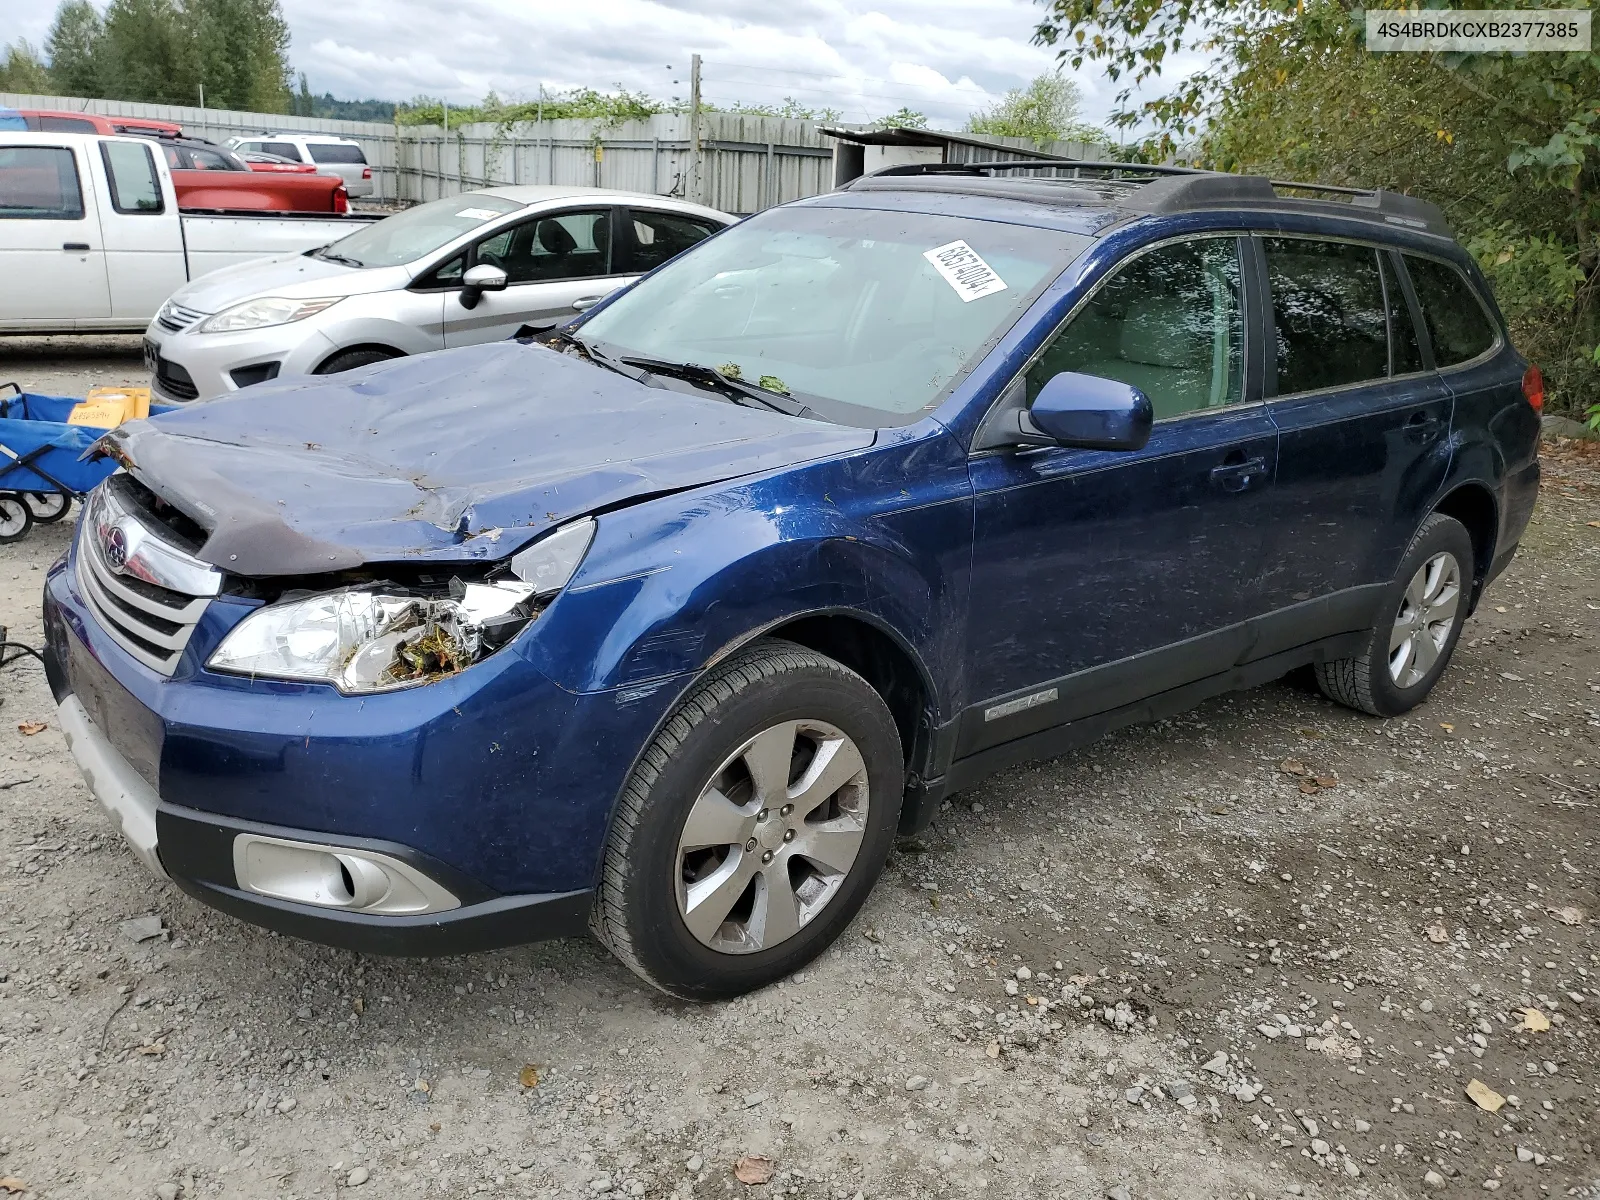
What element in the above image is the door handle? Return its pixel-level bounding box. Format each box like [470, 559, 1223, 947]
[1405, 411, 1444, 443]
[571, 295, 605, 312]
[62, 242, 91, 251]
[1210, 454, 1267, 493]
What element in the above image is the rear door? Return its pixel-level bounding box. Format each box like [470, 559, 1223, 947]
[0, 141, 110, 328]
[442, 206, 627, 345]
[87, 138, 186, 326]
[1255, 236, 1453, 631]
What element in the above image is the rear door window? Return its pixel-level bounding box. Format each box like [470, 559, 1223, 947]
[100, 141, 164, 213]
[0, 146, 85, 219]
[1405, 255, 1497, 367]
[261, 141, 302, 161]
[308, 143, 367, 165]
[625, 209, 723, 273]
[1027, 236, 1244, 420]
[1263, 239, 1389, 394]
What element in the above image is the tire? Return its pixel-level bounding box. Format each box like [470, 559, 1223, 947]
[0, 494, 33, 544]
[316, 348, 399, 375]
[26, 492, 69, 523]
[1315, 512, 1474, 717]
[592, 638, 903, 1000]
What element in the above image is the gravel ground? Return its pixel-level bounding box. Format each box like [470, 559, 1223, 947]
[1, 343, 1598, 1200]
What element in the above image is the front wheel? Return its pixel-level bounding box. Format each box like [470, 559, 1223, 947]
[316, 348, 399, 374]
[1315, 512, 1474, 717]
[592, 639, 903, 1000]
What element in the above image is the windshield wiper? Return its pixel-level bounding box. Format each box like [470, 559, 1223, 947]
[618, 356, 820, 419]
[311, 247, 364, 267]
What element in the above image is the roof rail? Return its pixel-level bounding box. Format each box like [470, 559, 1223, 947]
[854, 159, 1452, 237]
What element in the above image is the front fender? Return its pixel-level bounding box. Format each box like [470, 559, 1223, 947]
[523, 427, 973, 718]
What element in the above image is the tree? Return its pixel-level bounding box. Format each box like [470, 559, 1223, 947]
[45, 0, 103, 96]
[1032, 0, 1600, 419]
[0, 40, 52, 93]
[968, 73, 1102, 145]
[296, 70, 312, 116]
[870, 107, 928, 130]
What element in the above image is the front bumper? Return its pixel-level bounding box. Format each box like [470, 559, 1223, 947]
[55, 688, 591, 954]
[144, 319, 338, 404]
[43, 542, 687, 956]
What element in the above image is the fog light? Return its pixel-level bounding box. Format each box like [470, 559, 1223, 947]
[232, 833, 459, 915]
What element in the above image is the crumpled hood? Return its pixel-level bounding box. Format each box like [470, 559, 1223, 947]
[100, 341, 875, 577]
[170, 252, 408, 313]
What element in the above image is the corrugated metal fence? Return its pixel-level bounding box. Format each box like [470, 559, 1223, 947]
[2, 92, 1110, 214]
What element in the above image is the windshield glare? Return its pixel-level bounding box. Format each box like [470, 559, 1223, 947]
[579, 205, 1087, 427]
[322, 194, 522, 268]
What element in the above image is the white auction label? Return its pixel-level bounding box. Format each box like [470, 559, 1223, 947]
[456, 207, 504, 221]
[923, 240, 1008, 302]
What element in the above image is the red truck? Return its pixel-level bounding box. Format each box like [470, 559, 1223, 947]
[17, 112, 347, 213]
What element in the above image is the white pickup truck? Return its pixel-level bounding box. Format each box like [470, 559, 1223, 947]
[0, 132, 378, 334]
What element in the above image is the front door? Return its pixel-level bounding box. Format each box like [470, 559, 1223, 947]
[963, 234, 1278, 757]
[88, 138, 186, 327]
[0, 143, 110, 328]
[443, 207, 630, 346]
[1256, 237, 1454, 623]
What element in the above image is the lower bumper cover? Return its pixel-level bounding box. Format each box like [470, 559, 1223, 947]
[57, 691, 593, 956]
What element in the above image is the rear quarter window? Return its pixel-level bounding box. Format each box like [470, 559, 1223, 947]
[261, 142, 302, 161]
[309, 144, 367, 165]
[1405, 255, 1498, 367]
[0, 146, 85, 219]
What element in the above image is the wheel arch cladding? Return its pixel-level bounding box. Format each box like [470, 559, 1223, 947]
[750, 612, 932, 772]
[1433, 482, 1499, 603]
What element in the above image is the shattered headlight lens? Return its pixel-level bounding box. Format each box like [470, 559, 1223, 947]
[197, 296, 343, 334]
[208, 519, 595, 694]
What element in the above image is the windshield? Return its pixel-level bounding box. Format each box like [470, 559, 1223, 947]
[578, 204, 1088, 427]
[320, 193, 522, 268]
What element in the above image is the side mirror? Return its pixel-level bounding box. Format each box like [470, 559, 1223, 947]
[1008, 371, 1153, 452]
[458, 263, 508, 310]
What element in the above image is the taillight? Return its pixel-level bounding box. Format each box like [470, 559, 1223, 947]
[1522, 364, 1544, 412]
[333, 185, 349, 214]
[362, 167, 372, 179]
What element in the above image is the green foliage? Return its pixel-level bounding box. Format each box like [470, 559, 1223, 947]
[0, 40, 52, 93]
[716, 97, 842, 122]
[968, 72, 1102, 145]
[44, 0, 103, 96]
[1032, 0, 1600, 419]
[396, 87, 670, 128]
[306, 93, 396, 121]
[21, 0, 292, 111]
[871, 107, 928, 131]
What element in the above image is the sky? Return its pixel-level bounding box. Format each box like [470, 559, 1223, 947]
[1, 0, 1207, 135]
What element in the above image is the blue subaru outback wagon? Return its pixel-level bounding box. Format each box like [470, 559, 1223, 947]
[43, 162, 1541, 999]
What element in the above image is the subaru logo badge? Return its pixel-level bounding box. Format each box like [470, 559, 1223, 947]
[103, 525, 129, 571]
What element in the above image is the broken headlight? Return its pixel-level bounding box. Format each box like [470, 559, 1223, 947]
[207, 519, 595, 694]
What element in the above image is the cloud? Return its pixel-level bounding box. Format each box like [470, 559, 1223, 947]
[0, 0, 1202, 133]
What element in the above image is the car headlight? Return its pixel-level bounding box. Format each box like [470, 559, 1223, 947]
[197, 296, 343, 334]
[208, 518, 595, 693]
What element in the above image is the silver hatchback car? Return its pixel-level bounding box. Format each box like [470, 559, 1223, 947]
[142, 186, 734, 402]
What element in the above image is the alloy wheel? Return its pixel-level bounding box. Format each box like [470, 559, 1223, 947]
[1389, 551, 1461, 688]
[675, 719, 870, 954]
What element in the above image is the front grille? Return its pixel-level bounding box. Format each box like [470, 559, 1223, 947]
[154, 355, 199, 401]
[155, 302, 206, 334]
[76, 482, 219, 677]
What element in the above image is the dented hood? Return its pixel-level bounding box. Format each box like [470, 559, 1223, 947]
[101, 341, 874, 577]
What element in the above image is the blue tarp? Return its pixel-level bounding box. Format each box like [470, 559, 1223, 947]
[0, 392, 172, 495]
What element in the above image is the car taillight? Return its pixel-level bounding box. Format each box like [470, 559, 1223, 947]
[362, 167, 372, 179]
[334, 185, 349, 214]
[1522, 364, 1544, 412]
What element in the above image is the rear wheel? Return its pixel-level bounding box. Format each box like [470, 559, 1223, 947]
[0, 494, 33, 544]
[1315, 512, 1474, 717]
[316, 348, 399, 375]
[592, 639, 903, 1000]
